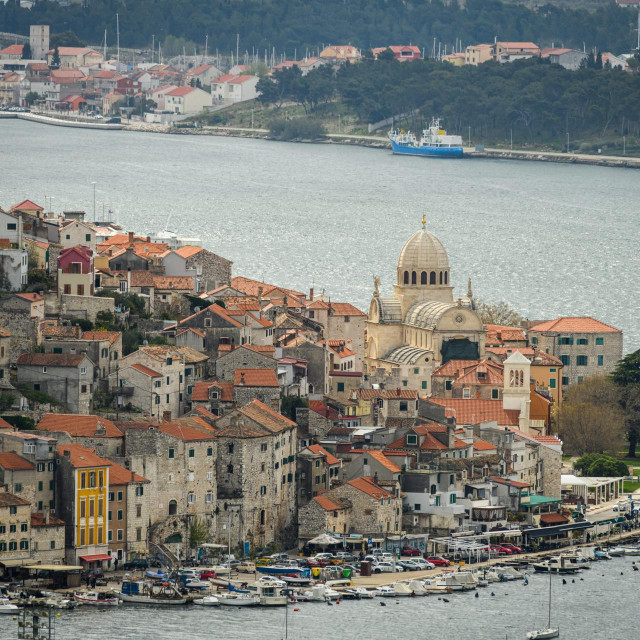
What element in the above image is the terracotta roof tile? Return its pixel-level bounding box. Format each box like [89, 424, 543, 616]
[473, 437, 498, 452]
[328, 303, 366, 317]
[158, 422, 215, 441]
[361, 449, 401, 472]
[238, 399, 296, 434]
[57, 444, 111, 469]
[0, 452, 35, 470]
[380, 389, 418, 400]
[433, 360, 480, 376]
[306, 444, 340, 466]
[485, 324, 527, 345]
[528, 317, 621, 334]
[31, 512, 65, 526]
[313, 495, 349, 511]
[106, 459, 149, 484]
[347, 476, 394, 500]
[0, 492, 29, 507]
[38, 414, 122, 438]
[17, 353, 87, 367]
[234, 368, 279, 387]
[428, 398, 520, 426]
[130, 363, 162, 377]
[173, 245, 204, 259]
[153, 275, 194, 291]
[81, 331, 120, 345]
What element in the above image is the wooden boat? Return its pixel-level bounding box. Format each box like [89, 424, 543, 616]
[119, 581, 186, 605]
[73, 591, 120, 606]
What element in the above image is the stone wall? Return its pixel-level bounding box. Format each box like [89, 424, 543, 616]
[0, 310, 40, 363]
[31, 523, 65, 564]
[298, 499, 350, 538]
[60, 294, 115, 323]
[539, 445, 562, 499]
[215, 348, 276, 382]
[185, 250, 232, 291]
[234, 385, 280, 411]
[332, 483, 401, 536]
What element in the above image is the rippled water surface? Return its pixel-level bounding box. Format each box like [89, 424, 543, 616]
[0, 557, 636, 639]
[0, 120, 637, 351]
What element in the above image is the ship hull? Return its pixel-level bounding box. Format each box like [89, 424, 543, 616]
[389, 139, 463, 158]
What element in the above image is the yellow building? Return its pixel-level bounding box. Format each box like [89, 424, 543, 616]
[57, 444, 111, 567]
[442, 53, 466, 66]
[319, 45, 361, 61]
[465, 44, 493, 66]
[530, 351, 563, 405]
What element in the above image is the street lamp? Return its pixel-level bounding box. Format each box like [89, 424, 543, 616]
[91, 181, 96, 221]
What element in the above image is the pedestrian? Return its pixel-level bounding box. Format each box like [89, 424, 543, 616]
[114, 558, 119, 572]
[91, 576, 96, 589]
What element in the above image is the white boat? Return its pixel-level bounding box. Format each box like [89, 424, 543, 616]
[73, 591, 121, 606]
[494, 566, 525, 581]
[297, 584, 340, 602]
[218, 593, 261, 607]
[377, 582, 413, 597]
[193, 595, 220, 606]
[0, 597, 19, 614]
[623, 547, 640, 556]
[256, 583, 288, 606]
[375, 585, 396, 597]
[436, 571, 477, 591]
[527, 568, 559, 640]
[607, 547, 626, 557]
[345, 587, 376, 599]
[407, 580, 428, 596]
[533, 556, 581, 574]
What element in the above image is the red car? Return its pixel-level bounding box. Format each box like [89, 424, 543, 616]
[499, 543, 522, 554]
[306, 558, 329, 568]
[401, 547, 421, 557]
[485, 545, 511, 555]
[199, 570, 217, 580]
[426, 556, 451, 567]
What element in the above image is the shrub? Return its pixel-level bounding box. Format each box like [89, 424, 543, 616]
[269, 118, 327, 141]
[574, 453, 628, 477]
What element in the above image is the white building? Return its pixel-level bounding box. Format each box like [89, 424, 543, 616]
[165, 86, 212, 115]
[0, 211, 23, 247]
[0, 249, 28, 290]
[211, 75, 259, 103]
[30, 25, 50, 61]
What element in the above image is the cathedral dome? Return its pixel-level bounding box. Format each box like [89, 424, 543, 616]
[397, 229, 450, 272]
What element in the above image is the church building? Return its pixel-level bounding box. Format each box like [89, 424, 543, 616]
[365, 218, 485, 392]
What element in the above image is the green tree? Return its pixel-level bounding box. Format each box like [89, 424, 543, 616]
[189, 516, 210, 548]
[21, 42, 31, 59]
[24, 91, 39, 106]
[280, 395, 308, 421]
[50, 30, 86, 49]
[611, 349, 640, 457]
[51, 47, 60, 67]
[574, 453, 628, 477]
[475, 300, 523, 326]
[376, 47, 396, 62]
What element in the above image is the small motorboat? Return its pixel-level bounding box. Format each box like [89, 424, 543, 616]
[73, 591, 120, 606]
[606, 547, 626, 557]
[407, 580, 428, 596]
[623, 547, 640, 556]
[593, 550, 611, 560]
[297, 584, 340, 602]
[193, 595, 220, 606]
[218, 593, 260, 607]
[348, 587, 376, 599]
[0, 597, 19, 614]
[527, 628, 559, 639]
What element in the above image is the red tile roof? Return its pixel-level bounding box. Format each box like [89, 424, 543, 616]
[230, 276, 305, 299]
[492, 477, 531, 488]
[314, 495, 349, 511]
[0, 44, 24, 55]
[329, 303, 366, 317]
[153, 275, 194, 291]
[130, 363, 162, 378]
[530, 434, 563, 446]
[239, 399, 296, 432]
[347, 476, 394, 500]
[31, 512, 65, 527]
[191, 381, 214, 402]
[234, 368, 279, 387]
[10, 199, 42, 211]
[38, 414, 122, 438]
[0, 452, 35, 470]
[173, 245, 204, 259]
[17, 353, 88, 367]
[380, 389, 418, 399]
[433, 360, 479, 376]
[362, 449, 401, 473]
[0, 492, 29, 507]
[473, 437, 498, 452]
[158, 422, 215, 441]
[81, 331, 120, 345]
[171, 303, 243, 329]
[57, 444, 111, 469]
[485, 324, 527, 345]
[15, 292, 44, 302]
[0, 416, 13, 429]
[540, 513, 570, 525]
[428, 398, 520, 426]
[306, 444, 340, 466]
[106, 459, 149, 485]
[528, 317, 621, 334]
[166, 86, 196, 96]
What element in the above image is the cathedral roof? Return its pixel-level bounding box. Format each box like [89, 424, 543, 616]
[405, 300, 456, 329]
[382, 345, 432, 365]
[397, 229, 449, 272]
[375, 297, 402, 324]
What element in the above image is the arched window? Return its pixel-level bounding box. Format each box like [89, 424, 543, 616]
[411, 271, 417, 285]
[308, 383, 314, 394]
[509, 370, 515, 387]
[430, 271, 436, 285]
[168, 500, 177, 516]
[421, 271, 427, 285]
[439, 271, 443, 285]
[403, 271, 408, 284]
[260, 509, 266, 526]
[444, 271, 448, 284]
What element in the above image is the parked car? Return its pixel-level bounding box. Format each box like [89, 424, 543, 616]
[81, 568, 104, 581]
[372, 562, 403, 574]
[123, 559, 149, 571]
[484, 545, 511, 555]
[401, 546, 421, 557]
[412, 559, 435, 570]
[314, 552, 334, 561]
[336, 552, 355, 562]
[397, 560, 420, 571]
[199, 570, 217, 580]
[426, 556, 451, 567]
[306, 558, 329, 568]
[499, 543, 522, 553]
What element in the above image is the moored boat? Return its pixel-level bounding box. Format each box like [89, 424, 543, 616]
[218, 593, 261, 607]
[388, 118, 463, 158]
[73, 591, 120, 606]
[193, 595, 220, 606]
[0, 597, 19, 614]
[119, 581, 186, 605]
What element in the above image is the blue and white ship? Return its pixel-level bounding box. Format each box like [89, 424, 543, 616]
[388, 118, 463, 158]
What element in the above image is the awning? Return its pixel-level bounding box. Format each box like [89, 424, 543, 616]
[79, 554, 111, 562]
[24, 565, 82, 571]
[0, 558, 31, 567]
[521, 521, 594, 538]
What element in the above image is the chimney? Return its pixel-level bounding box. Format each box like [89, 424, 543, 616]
[131, 470, 135, 483]
[162, 410, 172, 423]
[373, 472, 379, 486]
[309, 287, 314, 302]
[146, 236, 150, 242]
[239, 371, 245, 386]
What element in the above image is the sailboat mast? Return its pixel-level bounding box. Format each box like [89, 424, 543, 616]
[548, 568, 552, 627]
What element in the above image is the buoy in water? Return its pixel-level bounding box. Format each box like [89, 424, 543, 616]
[442, 598, 450, 603]
[294, 608, 299, 612]
[562, 579, 567, 585]
[475, 592, 479, 598]
[380, 602, 386, 606]
[491, 592, 495, 596]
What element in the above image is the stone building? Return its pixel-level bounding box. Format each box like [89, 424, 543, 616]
[36, 413, 124, 460]
[298, 494, 352, 538]
[30, 511, 65, 565]
[527, 317, 623, 388]
[17, 353, 95, 414]
[0, 431, 57, 514]
[214, 344, 277, 381]
[162, 245, 232, 293]
[212, 400, 297, 552]
[106, 459, 151, 564]
[365, 219, 485, 391]
[343, 450, 402, 484]
[297, 444, 342, 506]
[0, 489, 32, 569]
[431, 359, 505, 400]
[121, 421, 217, 564]
[233, 368, 281, 411]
